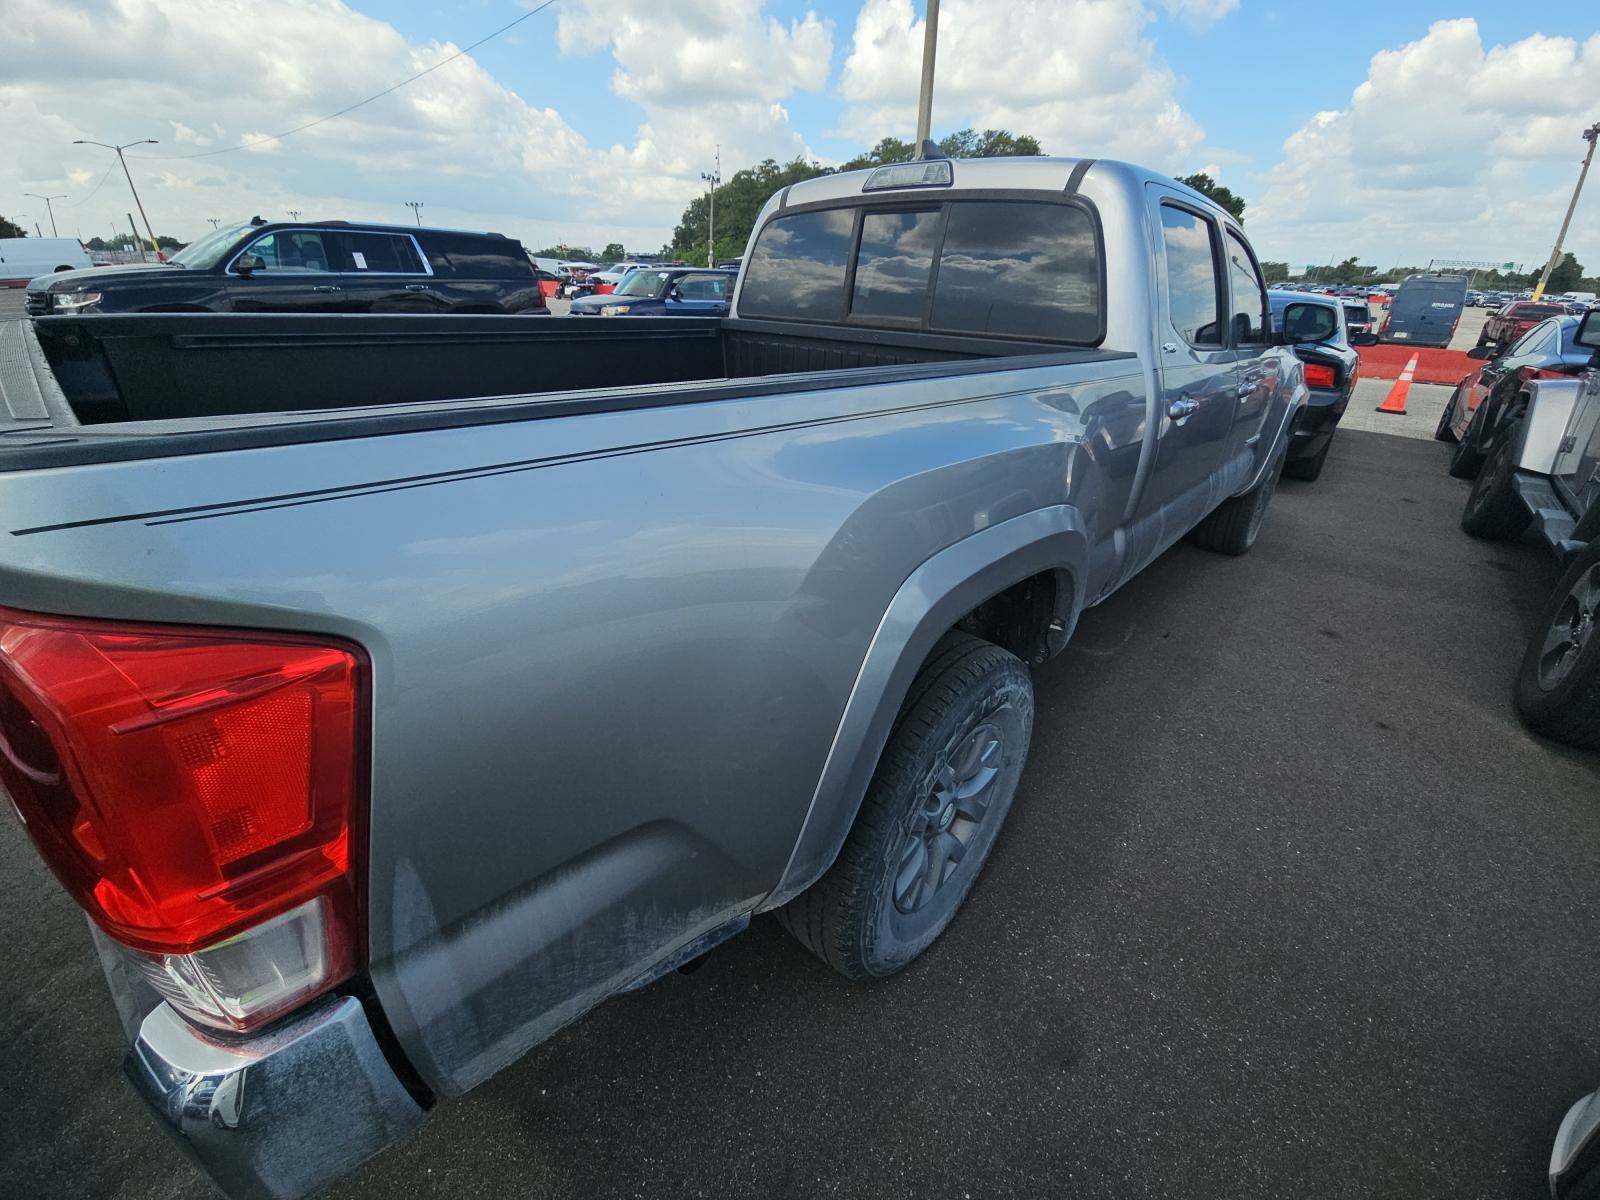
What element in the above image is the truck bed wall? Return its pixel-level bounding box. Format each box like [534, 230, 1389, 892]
[30, 314, 1033, 427]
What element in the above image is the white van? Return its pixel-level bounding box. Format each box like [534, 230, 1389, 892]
[0, 237, 94, 286]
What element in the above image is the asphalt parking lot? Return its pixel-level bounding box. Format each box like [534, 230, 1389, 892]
[3, 313, 1598, 1198]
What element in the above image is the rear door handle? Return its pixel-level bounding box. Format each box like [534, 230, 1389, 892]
[312, 285, 342, 293]
[1168, 397, 1200, 423]
[404, 283, 430, 292]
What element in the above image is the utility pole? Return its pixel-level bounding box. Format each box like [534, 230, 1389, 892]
[915, 0, 941, 149]
[1534, 121, 1600, 300]
[700, 147, 721, 267]
[404, 201, 424, 226]
[207, 218, 221, 229]
[286, 210, 302, 222]
[75, 137, 160, 257]
[25, 193, 65, 238]
[127, 212, 147, 263]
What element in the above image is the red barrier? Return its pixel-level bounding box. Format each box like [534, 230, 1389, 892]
[1356, 344, 1475, 385]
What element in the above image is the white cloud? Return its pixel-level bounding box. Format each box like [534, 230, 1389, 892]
[1252, 19, 1600, 269]
[1, 0, 832, 251]
[1160, 0, 1239, 25]
[835, 0, 1206, 166]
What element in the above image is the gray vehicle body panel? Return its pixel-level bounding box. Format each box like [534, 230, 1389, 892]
[0, 157, 1303, 1117]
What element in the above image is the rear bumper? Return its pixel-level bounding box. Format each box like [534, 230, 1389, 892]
[1287, 389, 1347, 459]
[126, 996, 425, 1200]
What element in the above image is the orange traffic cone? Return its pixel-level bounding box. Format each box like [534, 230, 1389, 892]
[1377, 354, 1418, 414]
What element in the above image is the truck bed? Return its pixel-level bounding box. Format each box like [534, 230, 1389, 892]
[2, 314, 1130, 470]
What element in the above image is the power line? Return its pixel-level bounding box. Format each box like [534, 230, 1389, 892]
[61, 163, 115, 208]
[129, 0, 561, 162]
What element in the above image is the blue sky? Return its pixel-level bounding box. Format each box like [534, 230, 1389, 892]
[6, 1, 1599, 268]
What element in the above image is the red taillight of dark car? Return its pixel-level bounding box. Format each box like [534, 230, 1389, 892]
[1304, 362, 1338, 390]
[0, 607, 368, 1031]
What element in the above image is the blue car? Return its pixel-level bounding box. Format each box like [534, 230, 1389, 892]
[567, 266, 737, 316]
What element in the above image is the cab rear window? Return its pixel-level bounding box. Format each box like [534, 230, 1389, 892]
[740, 197, 1104, 343]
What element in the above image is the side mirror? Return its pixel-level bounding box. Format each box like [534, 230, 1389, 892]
[667, 286, 684, 301]
[1578, 309, 1600, 351]
[1348, 331, 1378, 347]
[235, 253, 264, 276]
[1466, 345, 1493, 360]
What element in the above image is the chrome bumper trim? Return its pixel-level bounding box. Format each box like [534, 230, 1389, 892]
[126, 996, 425, 1200]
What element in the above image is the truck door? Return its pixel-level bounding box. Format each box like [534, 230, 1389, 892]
[1220, 227, 1279, 469]
[1133, 194, 1238, 538]
[333, 230, 442, 312]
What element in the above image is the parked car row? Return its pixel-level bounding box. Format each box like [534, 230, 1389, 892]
[1435, 309, 1600, 753]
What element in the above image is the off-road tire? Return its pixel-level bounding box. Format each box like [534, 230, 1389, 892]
[1514, 541, 1600, 750]
[776, 632, 1033, 981]
[1460, 422, 1532, 541]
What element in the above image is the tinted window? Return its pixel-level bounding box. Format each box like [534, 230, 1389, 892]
[241, 230, 334, 273]
[851, 209, 940, 322]
[1507, 321, 1552, 357]
[929, 202, 1099, 341]
[617, 270, 670, 298]
[673, 273, 731, 300]
[741, 208, 856, 321]
[419, 233, 533, 279]
[1159, 206, 1221, 347]
[340, 232, 424, 274]
[1225, 231, 1267, 344]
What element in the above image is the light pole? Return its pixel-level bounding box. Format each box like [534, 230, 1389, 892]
[915, 0, 941, 149]
[24, 193, 65, 238]
[404, 201, 424, 226]
[700, 148, 721, 267]
[207, 218, 221, 229]
[287, 210, 302, 221]
[1533, 121, 1600, 301]
[74, 138, 160, 257]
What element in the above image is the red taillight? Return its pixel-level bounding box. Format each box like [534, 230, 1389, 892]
[1304, 362, 1338, 390]
[0, 607, 366, 976]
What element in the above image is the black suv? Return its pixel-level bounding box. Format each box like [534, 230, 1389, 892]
[25, 218, 544, 316]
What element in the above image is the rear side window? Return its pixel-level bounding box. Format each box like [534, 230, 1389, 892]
[339, 232, 425, 274]
[740, 208, 856, 321]
[418, 233, 534, 279]
[851, 209, 940, 322]
[1159, 205, 1222, 347]
[674, 273, 731, 300]
[929, 202, 1100, 341]
[1225, 230, 1267, 345]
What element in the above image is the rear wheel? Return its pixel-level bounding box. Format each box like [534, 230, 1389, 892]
[1515, 542, 1600, 750]
[1282, 433, 1332, 482]
[1460, 421, 1532, 541]
[776, 632, 1033, 980]
[1449, 402, 1490, 479]
[1187, 443, 1285, 555]
[1434, 386, 1460, 442]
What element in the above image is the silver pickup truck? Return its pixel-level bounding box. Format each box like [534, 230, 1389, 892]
[1454, 309, 1600, 751]
[0, 156, 1303, 1198]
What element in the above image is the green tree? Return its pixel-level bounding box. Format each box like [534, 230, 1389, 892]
[156, 235, 182, 250]
[0, 215, 27, 239]
[1546, 251, 1584, 293]
[1259, 260, 1290, 282]
[86, 236, 106, 251]
[1177, 173, 1246, 221]
[671, 156, 831, 260]
[670, 129, 1044, 261]
[601, 242, 626, 262]
[533, 243, 597, 261]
